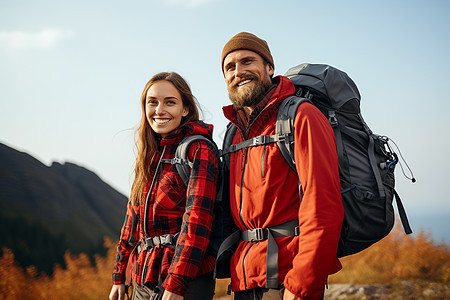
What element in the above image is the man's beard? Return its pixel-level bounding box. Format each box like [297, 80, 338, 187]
[227, 74, 272, 108]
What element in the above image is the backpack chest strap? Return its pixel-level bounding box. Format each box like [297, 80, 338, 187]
[222, 133, 293, 155]
[161, 158, 193, 168]
[138, 232, 180, 253]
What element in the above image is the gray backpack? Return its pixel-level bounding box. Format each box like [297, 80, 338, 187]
[221, 63, 415, 258]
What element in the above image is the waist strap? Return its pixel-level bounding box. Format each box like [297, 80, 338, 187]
[215, 219, 299, 288]
[138, 232, 180, 254]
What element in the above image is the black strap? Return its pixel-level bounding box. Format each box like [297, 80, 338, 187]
[214, 220, 299, 288]
[275, 96, 308, 171]
[221, 134, 284, 156]
[241, 219, 299, 288]
[144, 146, 166, 238]
[393, 190, 413, 234]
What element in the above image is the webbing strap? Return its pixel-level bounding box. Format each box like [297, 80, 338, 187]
[222, 134, 290, 156]
[357, 113, 385, 199]
[161, 158, 192, 167]
[214, 220, 299, 287]
[138, 232, 180, 254]
[393, 190, 413, 234]
[241, 219, 299, 288]
[367, 134, 386, 199]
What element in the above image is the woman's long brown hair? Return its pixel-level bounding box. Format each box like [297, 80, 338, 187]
[130, 72, 200, 205]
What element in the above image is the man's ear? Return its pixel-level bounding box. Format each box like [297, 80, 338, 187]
[267, 64, 274, 77]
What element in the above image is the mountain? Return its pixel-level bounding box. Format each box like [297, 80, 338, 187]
[0, 143, 128, 274]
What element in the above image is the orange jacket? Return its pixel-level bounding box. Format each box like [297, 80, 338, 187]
[222, 76, 344, 299]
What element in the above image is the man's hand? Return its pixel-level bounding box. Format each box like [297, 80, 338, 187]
[283, 288, 302, 300]
[109, 284, 126, 300]
[161, 290, 183, 300]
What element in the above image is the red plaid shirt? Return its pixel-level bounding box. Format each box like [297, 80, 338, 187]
[112, 121, 218, 296]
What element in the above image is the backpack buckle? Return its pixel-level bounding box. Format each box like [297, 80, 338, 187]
[328, 111, 338, 127]
[158, 234, 173, 245]
[143, 237, 156, 250]
[170, 158, 182, 164]
[247, 228, 267, 242]
[254, 136, 266, 145]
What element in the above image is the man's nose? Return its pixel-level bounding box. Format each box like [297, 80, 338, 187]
[235, 63, 246, 77]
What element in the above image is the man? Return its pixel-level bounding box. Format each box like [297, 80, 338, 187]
[220, 32, 344, 300]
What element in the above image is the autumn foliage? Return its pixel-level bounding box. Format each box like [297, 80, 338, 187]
[329, 225, 450, 285]
[0, 226, 448, 299]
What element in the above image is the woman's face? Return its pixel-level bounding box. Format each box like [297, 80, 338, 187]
[145, 80, 189, 138]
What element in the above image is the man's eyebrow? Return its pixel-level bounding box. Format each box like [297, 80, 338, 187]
[240, 55, 256, 61]
[224, 55, 256, 69]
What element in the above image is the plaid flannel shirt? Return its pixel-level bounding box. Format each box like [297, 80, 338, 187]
[112, 121, 218, 296]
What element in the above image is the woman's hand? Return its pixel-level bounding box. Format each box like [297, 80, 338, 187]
[109, 284, 126, 300]
[161, 290, 183, 300]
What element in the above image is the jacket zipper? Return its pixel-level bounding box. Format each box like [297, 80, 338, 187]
[261, 145, 267, 178]
[140, 249, 151, 285]
[239, 149, 249, 228]
[242, 243, 254, 290]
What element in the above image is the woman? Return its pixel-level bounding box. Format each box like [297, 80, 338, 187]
[109, 72, 218, 300]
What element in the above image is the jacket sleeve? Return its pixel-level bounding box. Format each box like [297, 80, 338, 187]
[284, 102, 344, 299]
[112, 200, 139, 285]
[162, 139, 218, 295]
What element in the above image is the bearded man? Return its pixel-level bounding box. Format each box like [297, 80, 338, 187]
[219, 32, 344, 300]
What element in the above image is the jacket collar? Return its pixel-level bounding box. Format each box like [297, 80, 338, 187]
[158, 120, 213, 148]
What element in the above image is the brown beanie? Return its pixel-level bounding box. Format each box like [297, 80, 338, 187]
[221, 32, 274, 72]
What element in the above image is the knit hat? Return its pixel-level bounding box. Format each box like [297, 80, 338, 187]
[221, 32, 274, 72]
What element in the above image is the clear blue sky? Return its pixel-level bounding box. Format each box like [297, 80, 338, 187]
[1, 0, 449, 241]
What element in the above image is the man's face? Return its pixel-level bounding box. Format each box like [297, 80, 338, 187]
[223, 50, 274, 108]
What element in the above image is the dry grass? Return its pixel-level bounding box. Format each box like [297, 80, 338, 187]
[329, 225, 449, 285]
[0, 226, 448, 299]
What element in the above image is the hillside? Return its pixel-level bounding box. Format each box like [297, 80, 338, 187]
[0, 143, 128, 273]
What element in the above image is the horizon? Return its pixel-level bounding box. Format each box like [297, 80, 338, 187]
[1, 1, 449, 243]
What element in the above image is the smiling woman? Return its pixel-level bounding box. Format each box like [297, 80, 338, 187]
[146, 80, 189, 138]
[109, 72, 218, 300]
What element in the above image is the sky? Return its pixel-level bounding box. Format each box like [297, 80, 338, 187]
[1, 0, 449, 242]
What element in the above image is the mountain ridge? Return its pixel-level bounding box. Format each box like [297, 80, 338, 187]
[0, 142, 127, 273]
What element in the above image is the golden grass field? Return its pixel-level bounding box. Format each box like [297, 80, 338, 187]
[0, 225, 448, 299]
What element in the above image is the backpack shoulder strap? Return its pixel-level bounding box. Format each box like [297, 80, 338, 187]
[221, 122, 238, 157]
[275, 95, 310, 171]
[162, 135, 216, 186]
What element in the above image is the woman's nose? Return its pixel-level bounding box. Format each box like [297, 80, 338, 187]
[155, 103, 165, 115]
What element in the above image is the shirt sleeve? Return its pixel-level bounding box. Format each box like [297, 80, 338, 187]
[162, 139, 218, 295]
[112, 200, 139, 285]
[284, 102, 344, 299]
